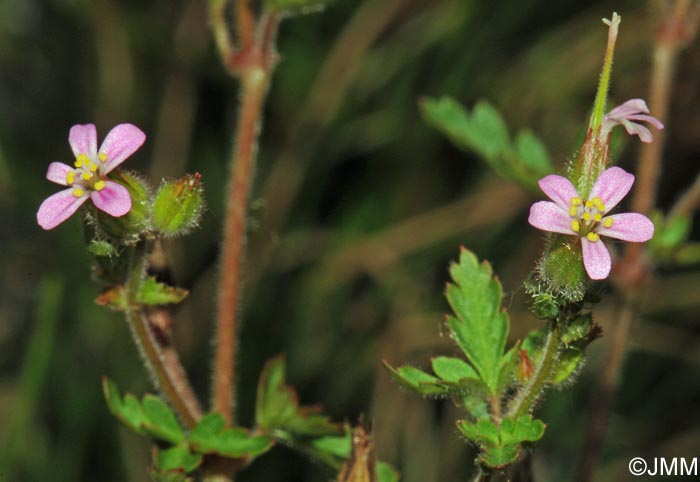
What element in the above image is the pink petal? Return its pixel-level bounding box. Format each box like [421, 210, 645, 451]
[69, 124, 98, 159]
[538, 175, 579, 210]
[90, 180, 132, 217]
[528, 201, 574, 235]
[46, 162, 74, 186]
[608, 98, 649, 117]
[589, 167, 634, 212]
[598, 213, 654, 242]
[581, 238, 611, 280]
[619, 119, 653, 143]
[99, 124, 146, 173]
[37, 188, 89, 230]
[626, 114, 664, 130]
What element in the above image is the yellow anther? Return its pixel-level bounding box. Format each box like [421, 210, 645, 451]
[81, 172, 92, 180]
[594, 213, 602, 222]
[571, 220, 580, 232]
[65, 171, 75, 185]
[74, 158, 84, 168]
[604, 217, 614, 228]
[72, 188, 85, 198]
[94, 180, 106, 191]
[98, 152, 107, 162]
[570, 197, 582, 206]
[583, 212, 591, 221]
[586, 232, 600, 242]
[585, 200, 594, 208]
[90, 163, 98, 172]
[569, 206, 578, 216]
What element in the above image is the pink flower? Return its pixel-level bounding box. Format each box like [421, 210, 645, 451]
[600, 99, 664, 143]
[37, 124, 146, 230]
[528, 167, 654, 280]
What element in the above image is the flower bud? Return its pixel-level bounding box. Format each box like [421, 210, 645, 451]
[152, 173, 204, 237]
[92, 170, 151, 243]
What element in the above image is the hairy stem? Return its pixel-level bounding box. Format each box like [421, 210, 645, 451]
[508, 322, 560, 419]
[213, 70, 270, 424]
[212, 10, 279, 422]
[125, 241, 202, 428]
[210, 0, 235, 72]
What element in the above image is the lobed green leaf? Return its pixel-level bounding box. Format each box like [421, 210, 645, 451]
[137, 277, 189, 306]
[189, 413, 274, 458]
[255, 356, 340, 437]
[445, 248, 509, 395]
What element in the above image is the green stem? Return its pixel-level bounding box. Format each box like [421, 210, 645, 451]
[508, 322, 560, 419]
[124, 240, 202, 428]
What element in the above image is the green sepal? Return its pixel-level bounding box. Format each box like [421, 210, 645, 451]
[102, 377, 184, 444]
[152, 174, 204, 237]
[537, 237, 587, 304]
[154, 444, 203, 473]
[419, 97, 552, 190]
[445, 248, 509, 396]
[137, 277, 189, 306]
[457, 415, 545, 468]
[93, 170, 151, 243]
[189, 413, 274, 459]
[255, 356, 341, 437]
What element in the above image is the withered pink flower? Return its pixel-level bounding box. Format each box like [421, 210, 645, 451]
[529, 167, 654, 280]
[37, 124, 146, 230]
[601, 98, 664, 143]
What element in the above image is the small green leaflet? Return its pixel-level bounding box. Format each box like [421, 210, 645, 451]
[189, 413, 274, 458]
[102, 377, 184, 444]
[420, 97, 553, 190]
[457, 415, 545, 468]
[137, 277, 189, 305]
[445, 248, 513, 395]
[255, 356, 340, 437]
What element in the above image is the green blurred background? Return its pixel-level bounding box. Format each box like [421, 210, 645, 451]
[1, 0, 699, 481]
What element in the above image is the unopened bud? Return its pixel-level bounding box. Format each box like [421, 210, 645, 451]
[152, 173, 204, 237]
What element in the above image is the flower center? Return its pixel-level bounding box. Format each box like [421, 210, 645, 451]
[568, 196, 614, 242]
[65, 152, 108, 197]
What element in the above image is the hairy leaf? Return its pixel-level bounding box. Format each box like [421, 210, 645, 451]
[445, 248, 509, 395]
[137, 277, 189, 306]
[102, 377, 184, 444]
[457, 415, 545, 468]
[154, 444, 202, 473]
[189, 413, 274, 458]
[256, 356, 340, 437]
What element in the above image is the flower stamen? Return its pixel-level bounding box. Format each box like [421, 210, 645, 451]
[587, 232, 600, 242]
